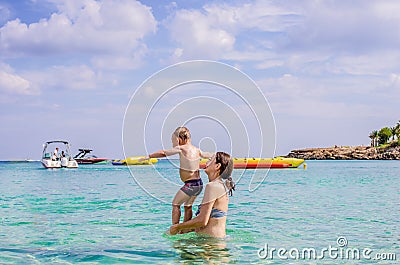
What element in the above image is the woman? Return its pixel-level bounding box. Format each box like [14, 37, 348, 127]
[169, 151, 235, 238]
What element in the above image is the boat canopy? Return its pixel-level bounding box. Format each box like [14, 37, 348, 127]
[78, 149, 93, 152]
[45, 140, 70, 145]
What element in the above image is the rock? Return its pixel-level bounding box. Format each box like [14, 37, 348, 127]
[286, 146, 400, 160]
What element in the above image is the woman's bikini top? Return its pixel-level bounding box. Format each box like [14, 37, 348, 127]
[195, 180, 228, 219]
[195, 205, 227, 219]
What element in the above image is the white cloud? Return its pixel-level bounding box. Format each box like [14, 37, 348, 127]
[166, 0, 300, 60]
[0, 63, 39, 95]
[275, 50, 400, 79]
[52, 65, 97, 90]
[91, 43, 148, 70]
[0, 4, 11, 24]
[281, 0, 400, 53]
[389, 73, 400, 88]
[328, 52, 400, 76]
[24, 64, 100, 91]
[202, 1, 301, 33]
[0, 0, 157, 62]
[372, 0, 400, 19]
[0, 71, 33, 95]
[167, 9, 235, 59]
[259, 71, 400, 120]
[166, 0, 400, 76]
[255, 59, 284, 70]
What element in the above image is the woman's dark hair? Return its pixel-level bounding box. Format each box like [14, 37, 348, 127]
[215, 151, 235, 196]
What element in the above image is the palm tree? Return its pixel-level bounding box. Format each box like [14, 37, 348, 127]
[390, 126, 397, 141]
[397, 120, 400, 132]
[373, 130, 378, 146]
[395, 123, 400, 140]
[369, 130, 378, 147]
[378, 127, 392, 145]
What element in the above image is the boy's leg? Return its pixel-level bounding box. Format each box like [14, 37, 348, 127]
[175, 178, 203, 225]
[183, 206, 192, 222]
[183, 196, 197, 222]
[171, 189, 190, 224]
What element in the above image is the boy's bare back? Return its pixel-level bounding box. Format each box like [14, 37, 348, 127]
[177, 143, 202, 182]
[143, 126, 213, 181]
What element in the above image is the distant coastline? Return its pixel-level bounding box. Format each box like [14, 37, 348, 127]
[0, 159, 40, 163]
[286, 145, 400, 160]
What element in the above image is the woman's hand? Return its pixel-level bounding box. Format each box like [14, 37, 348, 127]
[169, 224, 179, 235]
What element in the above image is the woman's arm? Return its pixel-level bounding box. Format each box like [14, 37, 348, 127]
[169, 183, 218, 235]
[169, 202, 213, 234]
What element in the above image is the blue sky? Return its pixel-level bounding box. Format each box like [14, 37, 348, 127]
[1, 0, 399, 160]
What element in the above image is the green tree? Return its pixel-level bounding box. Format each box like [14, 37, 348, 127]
[369, 130, 378, 147]
[378, 127, 392, 145]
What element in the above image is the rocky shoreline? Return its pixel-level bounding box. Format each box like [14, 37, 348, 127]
[286, 145, 400, 160]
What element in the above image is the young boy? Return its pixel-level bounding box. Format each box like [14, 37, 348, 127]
[142, 127, 213, 224]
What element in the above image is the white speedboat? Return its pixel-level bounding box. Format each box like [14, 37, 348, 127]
[41, 140, 78, 169]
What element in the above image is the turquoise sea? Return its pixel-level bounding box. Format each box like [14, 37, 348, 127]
[0, 160, 398, 264]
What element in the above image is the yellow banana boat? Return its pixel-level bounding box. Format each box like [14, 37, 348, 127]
[200, 157, 304, 169]
[112, 156, 158, 166]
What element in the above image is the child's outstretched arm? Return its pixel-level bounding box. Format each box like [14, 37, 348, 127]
[142, 146, 181, 160]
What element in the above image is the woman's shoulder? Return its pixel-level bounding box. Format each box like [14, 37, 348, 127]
[203, 181, 227, 202]
[205, 181, 225, 191]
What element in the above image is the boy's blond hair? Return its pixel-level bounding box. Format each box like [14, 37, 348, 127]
[174, 127, 191, 144]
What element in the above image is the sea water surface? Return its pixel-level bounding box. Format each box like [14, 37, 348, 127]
[0, 160, 399, 264]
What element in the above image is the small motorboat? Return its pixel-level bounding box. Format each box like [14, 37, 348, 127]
[112, 156, 158, 166]
[41, 140, 78, 169]
[74, 149, 109, 164]
[200, 157, 304, 169]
